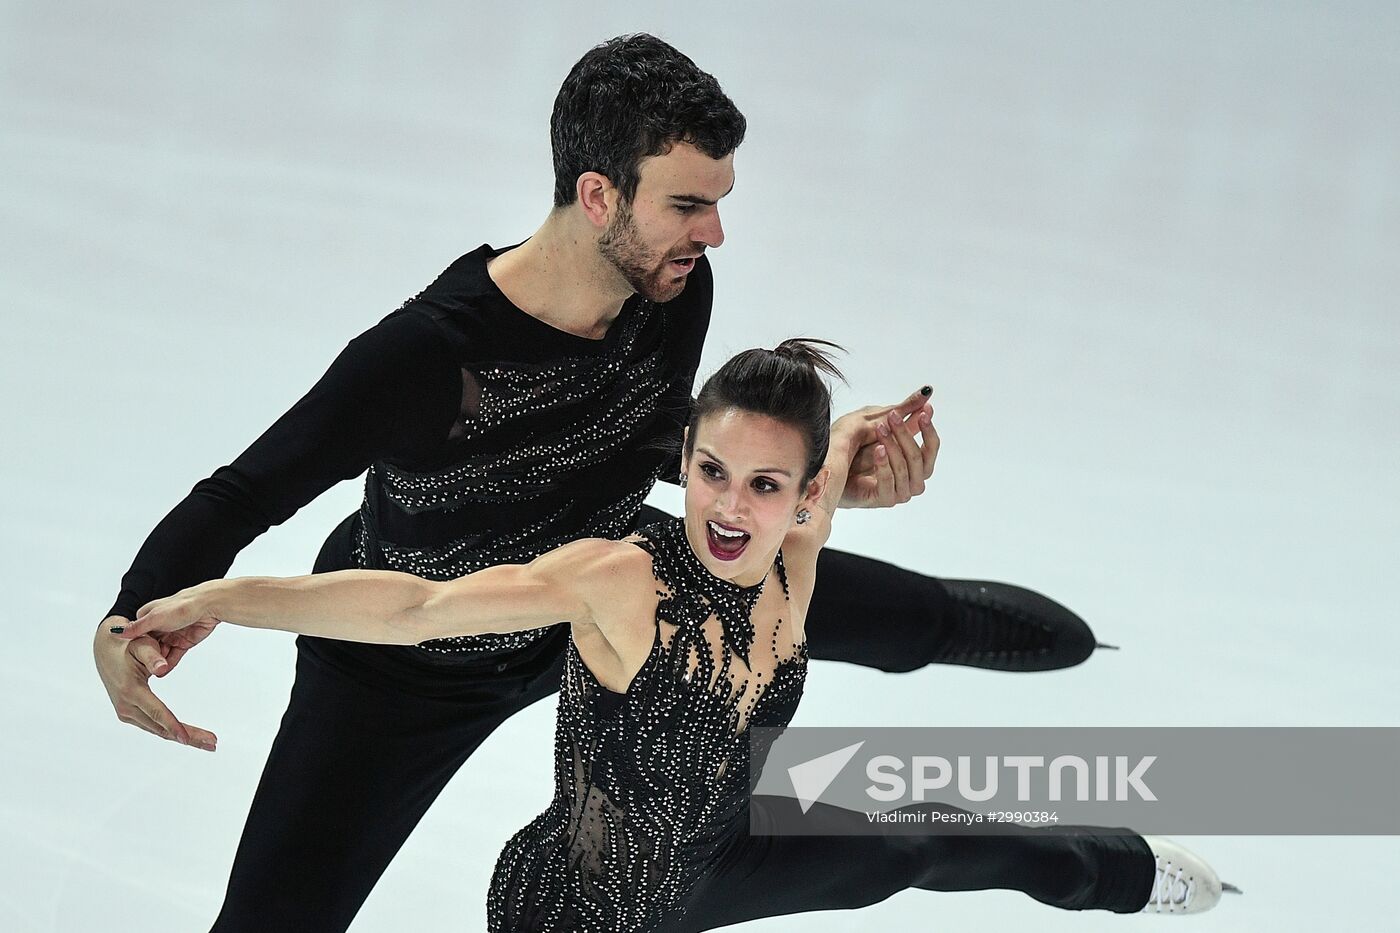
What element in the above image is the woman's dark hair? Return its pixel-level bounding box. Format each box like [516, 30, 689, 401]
[685, 339, 847, 485]
[550, 34, 746, 208]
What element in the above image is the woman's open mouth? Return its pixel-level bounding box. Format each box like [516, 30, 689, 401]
[705, 519, 749, 561]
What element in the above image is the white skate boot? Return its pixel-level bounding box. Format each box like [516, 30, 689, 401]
[1139, 836, 1242, 915]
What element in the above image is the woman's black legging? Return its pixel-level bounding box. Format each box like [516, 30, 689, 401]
[669, 798, 1152, 931]
[210, 640, 1150, 932]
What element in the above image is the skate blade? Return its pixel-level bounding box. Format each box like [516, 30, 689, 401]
[1222, 882, 1244, 895]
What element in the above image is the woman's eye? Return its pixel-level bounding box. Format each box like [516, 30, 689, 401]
[700, 462, 722, 479]
[753, 479, 780, 493]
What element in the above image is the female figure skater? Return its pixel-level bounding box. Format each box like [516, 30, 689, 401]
[116, 341, 1230, 930]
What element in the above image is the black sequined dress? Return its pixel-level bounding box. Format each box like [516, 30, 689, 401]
[487, 517, 808, 932]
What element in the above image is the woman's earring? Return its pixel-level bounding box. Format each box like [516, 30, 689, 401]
[679, 472, 688, 488]
[795, 508, 812, 525]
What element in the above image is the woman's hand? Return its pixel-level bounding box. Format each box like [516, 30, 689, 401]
[113, 586, 224, 645]
[833, 386, 939, 509]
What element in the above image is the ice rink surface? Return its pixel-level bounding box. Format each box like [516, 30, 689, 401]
[2, 1, 1396, 930]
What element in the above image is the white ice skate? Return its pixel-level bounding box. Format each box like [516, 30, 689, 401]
[1139, 836, 1242, 915]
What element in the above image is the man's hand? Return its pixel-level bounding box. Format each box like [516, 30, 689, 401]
[834, 386, 940, 509]
[94, 614, 218, 751]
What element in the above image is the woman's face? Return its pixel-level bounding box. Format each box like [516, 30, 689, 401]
[681, 408, 812, 586]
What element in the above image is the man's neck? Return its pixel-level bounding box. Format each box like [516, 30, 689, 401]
[487, 213, 634, 341]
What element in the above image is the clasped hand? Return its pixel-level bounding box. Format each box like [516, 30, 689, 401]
[94, 588, 221, 751]
[835, 385, 940, 509]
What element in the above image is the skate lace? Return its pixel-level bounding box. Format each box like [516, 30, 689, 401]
[937, 583, 1055, 663]
[1144, 856, 1194, 911]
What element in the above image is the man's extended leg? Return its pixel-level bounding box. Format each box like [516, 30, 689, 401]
[808, 546, 1099, 671]
[209, 633, 565, 933]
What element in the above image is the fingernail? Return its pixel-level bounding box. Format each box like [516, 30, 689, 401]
[109, 625, 125, 634]
[153, 660, 169, 674]
[877, 422, 889, 437]
[920, 385, 932, 396]
[200, 741, 217, 752]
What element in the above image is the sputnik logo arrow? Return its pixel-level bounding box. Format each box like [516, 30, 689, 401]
[786, 741, 865, 813]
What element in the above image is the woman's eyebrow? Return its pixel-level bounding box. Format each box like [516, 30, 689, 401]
[697, 447, 791, 477]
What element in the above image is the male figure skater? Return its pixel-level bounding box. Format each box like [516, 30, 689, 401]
[94, 33, 1099, 931]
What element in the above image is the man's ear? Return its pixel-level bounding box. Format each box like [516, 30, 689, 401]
[576, 172, 617, 229]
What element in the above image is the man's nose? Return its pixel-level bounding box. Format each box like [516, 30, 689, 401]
[693, 208, 724, 249]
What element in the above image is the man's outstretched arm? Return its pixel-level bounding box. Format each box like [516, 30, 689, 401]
[94, 310, 462, 750]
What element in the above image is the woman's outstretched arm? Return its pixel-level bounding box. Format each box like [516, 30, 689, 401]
[111, 538, 628, 646]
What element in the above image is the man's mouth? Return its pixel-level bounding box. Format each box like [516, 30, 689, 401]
[668, 255, 698, 275]
[705, 519, 750, 561]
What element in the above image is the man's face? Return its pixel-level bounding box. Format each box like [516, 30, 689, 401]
[597, 141, 734, 303]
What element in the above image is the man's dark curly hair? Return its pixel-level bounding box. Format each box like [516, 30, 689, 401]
[550, 34, 746, 208]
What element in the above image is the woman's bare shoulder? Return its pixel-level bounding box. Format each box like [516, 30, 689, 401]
[566, 538, 661, 674]
[531, 536, 646, 573]
[544, 537, 657, 612]
[564, 536, 654, 578]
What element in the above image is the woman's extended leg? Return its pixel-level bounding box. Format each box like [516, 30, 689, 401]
[671, 796, 1153, 931]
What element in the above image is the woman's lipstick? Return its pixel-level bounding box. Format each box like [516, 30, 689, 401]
[705, 519, 750, 561]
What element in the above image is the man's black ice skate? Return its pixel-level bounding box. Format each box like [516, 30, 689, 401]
[934, 579, 1100, 672]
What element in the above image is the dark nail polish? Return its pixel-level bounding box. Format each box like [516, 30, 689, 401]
[920, 385, 932, 396]
[109, 625, 125, 634]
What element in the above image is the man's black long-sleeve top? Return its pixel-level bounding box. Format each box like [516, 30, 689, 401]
[109, 243, 711, 659]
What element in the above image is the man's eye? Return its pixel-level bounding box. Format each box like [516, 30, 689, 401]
[676, 204, 697, 214]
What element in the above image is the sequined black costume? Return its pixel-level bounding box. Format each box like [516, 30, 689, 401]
[106, 243, 1100, 932]
[488, 517, 805, 931]
[488, 518, 1153, 932]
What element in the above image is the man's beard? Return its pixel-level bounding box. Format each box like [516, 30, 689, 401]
[597, 200, 689, 303]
